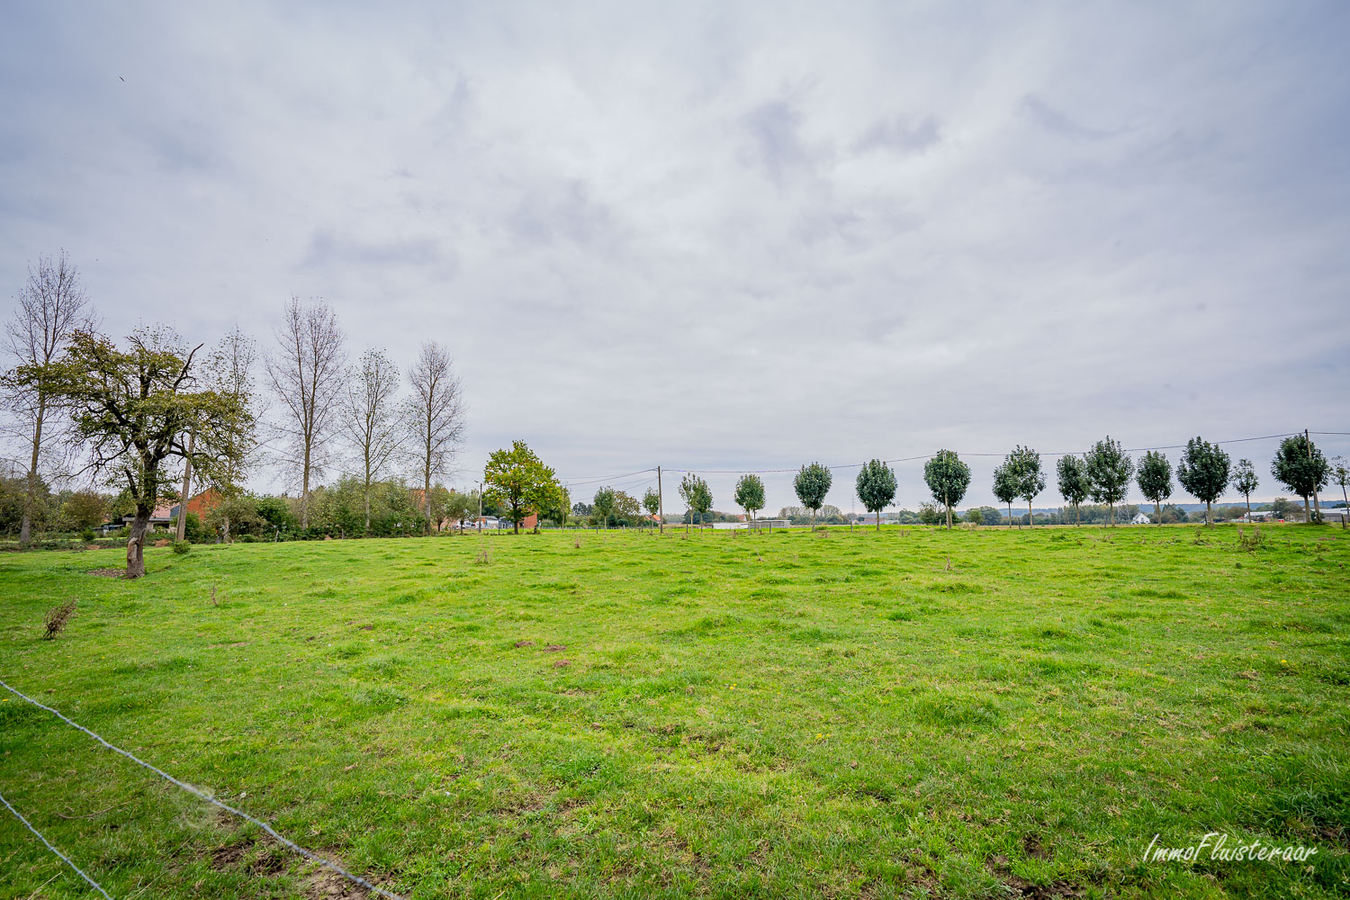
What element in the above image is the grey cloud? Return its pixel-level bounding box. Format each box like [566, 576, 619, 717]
[853, 115, 941, 154]
[1, 2, 1347, 513]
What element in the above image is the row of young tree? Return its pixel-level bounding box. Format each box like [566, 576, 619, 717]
[1, 252, 467, 575]
[657, 435, 1348, 532]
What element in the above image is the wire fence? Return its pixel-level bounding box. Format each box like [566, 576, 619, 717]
[0, 789, 113, 899]
[0, 678, 407, 900]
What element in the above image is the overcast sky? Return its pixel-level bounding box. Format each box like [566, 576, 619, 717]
[2, 2, 1347, 513]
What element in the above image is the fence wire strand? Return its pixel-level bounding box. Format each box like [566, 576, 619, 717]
[0, 789, 114, 899]
[0, 679, 406, 900]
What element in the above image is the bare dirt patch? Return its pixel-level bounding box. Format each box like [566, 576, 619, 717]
[88, 568, 127, 578]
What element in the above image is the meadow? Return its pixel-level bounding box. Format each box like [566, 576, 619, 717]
[1, 524, 1347, 899]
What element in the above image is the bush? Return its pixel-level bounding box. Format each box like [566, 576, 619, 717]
[79, 527, 96, 543]
[171, 539, 191, 555]
[237, 534, 258, 543]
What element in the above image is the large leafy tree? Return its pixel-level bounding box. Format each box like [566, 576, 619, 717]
[856, 459, 897, 531]
[793, 462, 832, 531]
[1136, 450, 1173, 525]
[1085, 437, 1133, 526]
[37, 328, 249, 577]
[678, 473, 712, 528]
[1271, 434, 1329, 522]
[1231, 459, 1259, 518]
[1056, 455, 1090, 526]
[483, 440, 557, 534]
[1008, 445, 1045, 528]
[992, 463, 1018, 528]
[1176, 437, 1230, 526]
[923, 450, 970, 529]
[734, 474, 766, 527]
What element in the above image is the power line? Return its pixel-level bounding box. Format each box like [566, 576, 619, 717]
[0, 790, 113, 899]
[0, 679, 406, 900]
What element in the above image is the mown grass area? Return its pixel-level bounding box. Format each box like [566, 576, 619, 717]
[1, 525, 1348, 899]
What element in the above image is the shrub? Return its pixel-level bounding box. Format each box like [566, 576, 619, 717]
[171, 539, 191, 555]
[44, 600, 77, 639]
[79, 527, 96, 543]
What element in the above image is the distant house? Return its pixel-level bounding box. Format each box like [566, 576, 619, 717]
[122, 503, 175, 531]
[169, 488, 224, 524]
[1130, 512, 1152, 525]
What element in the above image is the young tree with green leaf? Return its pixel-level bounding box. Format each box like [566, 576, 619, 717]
[36, 328, 250, 577]
[1271, 434, 1329, 523]
[856, 459, 897, 531]
[793, 462, 832, 531]
[1136, 450, 1173, 525]
[592, 486, 616, 528]
[1231, 459, 1259, 519]
[678, 473, 712, 529]
[1177, 437, 1231, 526]
[1085, 437, 1133, 526]
[642, 487, 661, 526]
[734, 474, 766, 528]
[1330, 456, 1348, 518]
[923, 450, 970, 529]
[1008, 445, 1045, 528]
[483, 440, 557, 534]
[1056, 455, 1090, 526]
[992, 462, 1018, 528]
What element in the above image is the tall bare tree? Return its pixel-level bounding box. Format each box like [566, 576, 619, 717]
[343, 348, 402, 533]
[404, 341, 466, 531]
[2, 251, 94, 547]
[203, 327, 259, 541]
[265, 297, 346, 528]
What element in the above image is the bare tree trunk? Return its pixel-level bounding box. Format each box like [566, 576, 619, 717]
[301, 444, 311, 528]
[20, 405, 43, 547]
[1205, 500, 1212, 526]
[945, 503, 952, 530]
[1245, 495, 1252, 518]
[126, 509, 150, 578]
[175, 431, 194, 542]
[1155, 500, 1162, 524]
[1303, 494, 1310, 522]
[1027, 499, 1034, 528]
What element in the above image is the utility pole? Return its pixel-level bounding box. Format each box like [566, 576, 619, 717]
[657, 465, 664, 535]
[1306, 429, 1322, 523]
[175, 430, 195, 543]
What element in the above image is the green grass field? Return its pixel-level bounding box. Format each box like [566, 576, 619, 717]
[1, 525, 1347, 899]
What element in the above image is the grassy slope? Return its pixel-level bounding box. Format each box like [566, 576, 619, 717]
[1, 525, 1347, 899]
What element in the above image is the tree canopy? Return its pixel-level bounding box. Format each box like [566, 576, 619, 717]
[992, 463, 1018, 527]
[923, 450, 970, 529]
[1176, 437, 1230, 525]
[678, 473, 713, 526]
[483, 440, 558, 534]
[793, 462, 833, 530]
[1056, 455, 1090, 525]
[855, 459, 896, 531]
[1271, 434, 1328, 522]
[36, 327, 250, 576]
[1085, 437, 1133, 525]
[1007, 445, 1045, 527]
[734, 474, 766, 524]
[1136, 450, 1173, 525]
